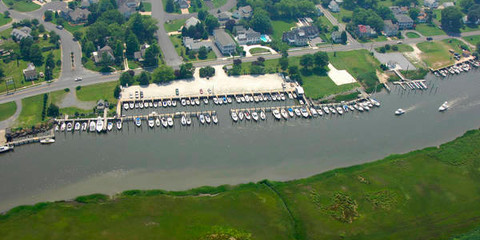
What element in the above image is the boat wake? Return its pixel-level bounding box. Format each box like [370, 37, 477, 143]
[447, 96, 468, 108]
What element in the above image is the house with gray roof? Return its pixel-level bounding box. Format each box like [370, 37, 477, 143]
[424, 0, 438, 8]
[92, 45, 115, 63]
[331, 31, 342, 43]
[233, 5, 253, 19]
[117, 0, 138, 18]
[134, 43, 150, 61]
[235, 28, 261, 45]
[175, 0, 189, 9]
[213, 29, 236, 55]
[183, 37, 212, 51]
[383, 20, 399, 36]
[11, 27, 32, 41]
[185, 17, 201, 29]
[443, 2, 454, 7]
[23, 63, 38, 81]
[328, 0, 340, 12]
[282, 26, 319, 46]
[395, 14, 414, 29]
[61, 8, 90, 24]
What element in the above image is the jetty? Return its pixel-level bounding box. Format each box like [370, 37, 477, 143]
[7, 129, 55, 146]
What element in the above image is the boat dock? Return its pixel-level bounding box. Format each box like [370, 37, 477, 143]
[7, 129, 55, 146]
[392, 80, 428, 90]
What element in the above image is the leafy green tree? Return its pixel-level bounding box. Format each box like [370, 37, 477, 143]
[143, 43, 160, 67]
[250, 9, 273, 34]
[279, 56, 289, 71]
[3, 11, 10, 18]
[467, 5, 480, 23]
[45, 52, 55, 70]
[459, 0, 475, 12]
[300, 54, 314, 70]
[341, 31, 347, 44]
[125, 31, 140, 57]
[44, 10, 53, 21]
[409, 8, 420, 21]
[29, 45, 44, 66]
[113, 40, 124, 66]
[137, 71, 151, 85]
[152, 65, 175, 83]
[73, 31, 83, 41]
[441, 7, 464, 32]
[205, 15, 220, 33]
[19, 38, 33, 59]
[313, 52, 329, 68]
[198, 9, 208, 21]
[113, 85, 121, 99]
[83, 41, 95, 58]
[199, 66, 215, 78]
[120, 71, 134, 86]
[166, 0, 175, 12]
[99, 52, 114, 70]
[179, 63, 195, 78]
[198, 46, 208, 59]
[47, 104, 60, 117]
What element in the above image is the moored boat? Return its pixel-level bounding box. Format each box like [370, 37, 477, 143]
[155, 117, 161, 127]
[251, 111, 259, 121]
[195, 98, 200, 105]
[238, 111, 244, 121]
[172, 100, 177, 107]
[199, 114, 205, 124]
[203, 98, 209, 105]
[231, 111, 239, 122]
[0, 145, 13, 153]
[323, 107, 330, 114]
[181, 99, 186, 106]
[181, 115, 187, 126]
[336, 107, 343, 115]
[167, 117, 174, 127]
[116, 120, 122, 130]
[74, 122, 81, 131]
[161, 117, 168, 128]
[40, 138, 55, 144]
[205, 114, 211, 124]
[310, 107, 318, 117]
[123, 103, 129, 110]
[294, 108, 301, 117]
[107, 121, 113, 131]
[89, 121, 96, 132]
[96, 118, 104, 132]
[186, 116, 192, 125]
[260, 110, 266, 120]
[272, 109, 281, 120]
[244, 110, 251, 120]
[81, 122, 87, 131]
[301, 108, 309, 118]
[280, 108, 288, 119]
[135, 117, 142, 127]
[129, 102, 134, 109]
[153, 101, 158, 108]
[288, 108, 294, 117]
[148, 118, 155, 128]
[212, 114, 218, 124]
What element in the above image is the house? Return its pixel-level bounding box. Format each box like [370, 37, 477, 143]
[424, 0, 438, 8]
[183, 37, 212, 51]
[417, 11, 427, 23]
[80, 0, 98, 8]
[383, 20, 399, 36]
[443, 2, 454, 7]
[463, 15, 480, 25]
[331, 31, 343, 43]
[328, 0, 340, 12]
[23, 63, 38, 81]
[92, 45, 115, 63]
[355, 24, 376, 38]
[316, 6, 324, 16]
[11, 27, 32, 41]
[282, 26, 319, 46]
[117, 0, 138, 18]
[133, 43, 150, 61]
[232, 5, 253, 19]
[175, 0, 189, 9]
[61, 8, 90, 24]
[217, 12, 232, 22]
[213, 29, 236, 55]
[389, 6, 408, 15]
[185, 17, 201, 29]
[236, 28, 261, 45]
[395, 14, 414, 29]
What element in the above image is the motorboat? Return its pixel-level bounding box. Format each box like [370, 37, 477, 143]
[167, 117, 174, 127]
[263, 95, 268, 101]
[148, 118, 155, 128]
[310, 107, 318, 117]
[107, 121, 113, 131]
[0, 145, 13, 153]
[288, 108, 294, 118]
[190, 99, 196, 106]
[272, 94, 277, 101]
[227, 97, 232, 104]
[299, 100, 304, 105]
[288, 93, 293, 99]
[181, 99, 186, 106]
[89, 121, 96, 132]
[135, 102, 139, 109]
[280, 93, 286, 101]
[238, 111, 244, 121]
[323, 107, 330, 114]
[292, 93, 297, 98]
[343, 105, 349, 112]
[245, 95, 250, 103]
[203, 98, 209, 105]
[205, 114, 211, 124]
[329, 107, 336, 114]
[129, 102, 134, 109]
[348, 105, 355, 111]
[395, 108, 405, 115]
[153, 101, 158, 108]
[231, 111, 238, 122]
[65, 122, 72, 132]
[181, 115, 187, 126]
[149, 101, 153, 108]
[317, 108, 323, 116]
[116, 120, 122, 130]
[244, 110, 251, 120]
[199, 114, 205, 124]
[280, 108, 288, 119]
[74, 122, 81, 131]
[135, 117, 142, 127]
[213, 97, 218, 104]
[212, 114, 218, 124]
[301, 108, 309, 118]
[235, 96, 241, 103]
[251, 111, 259, 121]
[240, 96, 245, 102]
[172, 100, 177, 107]
[370, 99, 380, 107]
[195, 98, 200, 105]
[336, 107, 343, 115]
[163, 101, 167, 107]
[186, 116, 192, 126]
[40, 138, 55, 144]
[294, 108, 301, 117]
[272, 109, 282, 120]
[143, 101, 148, 108]
[167, 100, 172, 107]
[218, 98, 223, 105]
[260, 110, 266, 120]
[81, 122, 87, 131]
[186, 99, 191, 105]
[123, 103, 129, 110]
[161, 117, 168, 128]
[139, 102, 144, 109]
[96, 118, 104, 132]
[439, 101, 449, 112]
[254, 95, 259, 103]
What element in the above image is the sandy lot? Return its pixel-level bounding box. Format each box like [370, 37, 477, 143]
[121, 65, 294, 100]
[327, 63, 357, 85]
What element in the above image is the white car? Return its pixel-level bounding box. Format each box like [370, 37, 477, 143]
[74, 77, 82, 81]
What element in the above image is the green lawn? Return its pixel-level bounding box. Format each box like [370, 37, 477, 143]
[3, 0, 40, 12]
[128, 60, 140, 69]
[212, 0, 227, 8]
[0, 101, 17, 121]
[76, 81, 118, 104]
[51, 15, 86, 34]
[2, 127, 480, 239]
[317, 16, 334, 30]
[142, 2, 151, 11]
[417, 41, 454, 69]
[164, 19, 186, 33]
[0, 14, 12, 27]
[15, 94, 44, 128]
[406, 32, 420, 38]
[302, 74, 359, 99]
[463, 35, 480, 45]
[271, 20, 296, 42]
[249, 47, 270, 54]
[415, 23, 445, 36]
[375, 44, 414, 53]
[83, 58, 105, 72]
[331, 8, 353, 23]
[442, 38, 470, 52]
[461, 24, 480, 33]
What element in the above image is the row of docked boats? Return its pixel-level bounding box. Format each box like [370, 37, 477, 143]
[231, 110, 267, 122]
[135, 113, 218, 128]
[434, 60, 478, 77]
[124, 99, 178, 110]
[56, 117, 123, 133]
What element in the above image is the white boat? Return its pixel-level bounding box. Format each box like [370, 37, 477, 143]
[254, 95, 259, 103]
[66, 122, 73, 132]
[172, 100, 177, 107]
[288, 93, 293, 99]
[323, 107, 330, 114]
[153, 101, 158, 108]
[294, 108, 301, 117]
[288, 108, 294, 117]
[135, 117, 142, 127]
[123, 103, 129, 110]
[186, 99, 191, 105]
[74, 122, 81, 131]
[89, 121, 96, 132]
[317, 108, 323, 116]
[213, 97, 218, 104]
[301, 108, 309, 118]
[199, 114, 205, 124]
[181, 99, 186, 106]
[148, 118, 155, 128]
[167, 117, 174, 127]
[330, 107, 336, 114]
[161, 117, 168, 128]
[336, 107, 343, 115]
[96, 118, 104, 132]
[163, 101, 167, 107]
[149, 101, 153, 108]
[263, 95, 268, 101]
[251, 111, 259, 121]
[40, 138, 55, 144]
[292, 93, 297, 98]
[439, 101, 449, 112]
[238, 111, 244, 120]
[195, 98, 200, 105]
[212, 114, 218, 124]
[186, 117, 192, 125]
[203, 98, 209, 105]
[231, 111, 238, 122]
[245, 95, 250, 103]
[116, 120, 122, 130]
[227, 97, 232, 104]
[235, 97, 241, 103]
[205, 114, 211, 124]
[81, 122, 87, 131]
[395, 108, 405, 115]
[190, 99, 196, 106]
[280, 94, 286, 101]
[299, 100, 304, 105]
[143, 101, 148, 108]
[244, 110, 251, 120]
[280, 108, 288, 119]
[272, 109, 282, 120]
[107, 122, 113, 131]
[139, 102, 144, 109]
[272, 94, 277, 101]
[240, 96, 245, 102]
[135, 102, 139, 109]
[260, 111, 266, 120]
[348, 105, 355, 111]
[181, 115, 187, 126]
[167, 100, 172, 107]
[0, 145, 13, 153]
[310, 107, 318, 117]
[129, 102, 134, 109]
[371, 99, 380, 107]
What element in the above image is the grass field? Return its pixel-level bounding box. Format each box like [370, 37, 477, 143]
[52, 16, 86, 34]
[406, 32, 420, 38]
[76, 81, 118, 104]
[331, 8, 353, 23]
[15, 94, 44, 128]
[442, 38, 470, 52]
[3, 0, 40, 12]
[415, 23, 445, 36]
[142, 2, 151, 11]
[2, 127, 480, 239]
[249, 47, 270, 54]
[212, 0, 227, 8]
[375, 44, 414, 53]
[417, 41, 454, 69]
[271, 20, 296, 42]
[0, 13, 12, 27]
[128, 60, 140, 69]
[302, 74, 359, 99]
[0, 101, 17, 121]
[164, 19, 186, 33]
[463, 35, 480, 45]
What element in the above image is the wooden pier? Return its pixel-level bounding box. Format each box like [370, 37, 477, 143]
[7, 129, 55, 146]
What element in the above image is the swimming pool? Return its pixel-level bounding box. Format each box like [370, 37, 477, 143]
[260, 34, 271, 42]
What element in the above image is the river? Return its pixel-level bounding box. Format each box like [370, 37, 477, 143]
[1, 71, 480, 212]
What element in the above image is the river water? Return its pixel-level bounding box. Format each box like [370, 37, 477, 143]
[1, 71, 480, 212]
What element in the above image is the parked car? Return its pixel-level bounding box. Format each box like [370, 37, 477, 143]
[176, 88, 179, 96]
[74, 77, 82, 82]
[426, 37, 433, 41]
[56, 25, 64, 30]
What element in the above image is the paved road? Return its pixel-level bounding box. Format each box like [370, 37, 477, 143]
[317, 5, 358, 45]
[0, 99, 21, 129]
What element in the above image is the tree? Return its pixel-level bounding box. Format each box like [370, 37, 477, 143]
[288, 65, 299, 75]
[441, 7, 464, 32]
[68, 1, 77, 10]
[459, 0, 475, 12]
[19, 37, 33, 59]
[166, 0, 175, 12]
[225, 19, 236, 32]
[279, 56, 289, 71]
[125, 32, 140, 57]
[47, 104, 60, 117]
[233, 59, 242, 66]
[3, 11, 10, 18]
[467, 5, 480, 23]
[137, 71, 150, 85]
[198, 9, 208, 21]
[29, 45, 44, 66]
[409, 8, 420, 21]
[198, 46, 208, 59]
[83, 41, 95, 58]
[99, 51, 114, 70]
[341, 31, 347, 44]
[250, 64, 265, 74]
[199, 66, 215, 78]
[45, 52, 55, 70]
[73, 31, 83, 41]
[204, 15, 220, 33]
[179, 63, 195, 78]
[300, 54, 314, 70]
[250, 9, 273, 34]
[143, 43, 160, 67]
[152, 65, 175, 83]
[113, 40, 124, 66]
[120, 71, 134, 86]
[113, 85, 121, 99]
